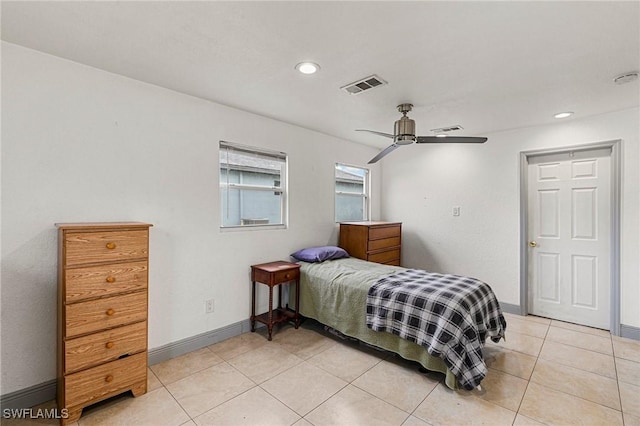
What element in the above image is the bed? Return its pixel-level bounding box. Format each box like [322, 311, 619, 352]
[292, 255, 506, 390]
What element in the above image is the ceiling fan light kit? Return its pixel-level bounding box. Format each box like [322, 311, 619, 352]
[358, 103, 488, 163]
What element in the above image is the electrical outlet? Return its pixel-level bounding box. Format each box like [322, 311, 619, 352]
[453, 206, 461, 217]
[205, 299, 215, 314]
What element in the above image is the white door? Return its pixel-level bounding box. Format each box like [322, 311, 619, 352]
[527, 148, 611, 329]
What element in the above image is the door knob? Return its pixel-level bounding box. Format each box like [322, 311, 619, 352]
[529, 241, 538, 248]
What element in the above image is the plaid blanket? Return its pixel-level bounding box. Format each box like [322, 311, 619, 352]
[366, 269, 506, 390]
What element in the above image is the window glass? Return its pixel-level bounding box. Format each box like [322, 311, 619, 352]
[335, 163, 369, 222]
[220, 141, 287, 228]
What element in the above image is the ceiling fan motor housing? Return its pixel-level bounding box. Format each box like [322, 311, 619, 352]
[394, 116, 416, 145]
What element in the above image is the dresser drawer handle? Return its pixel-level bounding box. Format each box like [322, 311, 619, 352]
[106, 308, 115, 316]
[106, 276, 116, 283]
[105, 342, 114, 349]
[105, 375, 114, 383]
[106, 242, 116, 250]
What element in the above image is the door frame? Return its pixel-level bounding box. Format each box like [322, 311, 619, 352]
[519, 139, 622, 335]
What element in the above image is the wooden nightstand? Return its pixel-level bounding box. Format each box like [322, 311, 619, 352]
[250, 261, 300, 341]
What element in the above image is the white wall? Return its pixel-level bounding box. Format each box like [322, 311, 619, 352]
[0, 42, 381, 394]
[381, 107, 639, 328]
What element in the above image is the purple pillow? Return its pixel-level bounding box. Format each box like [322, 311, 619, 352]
[291, 246, 349, 263]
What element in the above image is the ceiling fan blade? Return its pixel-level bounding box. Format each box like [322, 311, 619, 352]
[416, 136, 488, 144]
[368, 144, 399, 164]
[356, 129, 395, 139]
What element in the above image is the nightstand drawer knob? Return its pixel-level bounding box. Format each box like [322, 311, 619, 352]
[105, 341, 114, 349]
[285, 273, 290, 279]
[106, 276, 116, 283]
[106, 242, 116, 250]
[106, 308, 115, 316]
[105, 375, 114, 383]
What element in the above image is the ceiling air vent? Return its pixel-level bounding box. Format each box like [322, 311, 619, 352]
[341, 75, 387, 95]
[430, 125, 464, 133]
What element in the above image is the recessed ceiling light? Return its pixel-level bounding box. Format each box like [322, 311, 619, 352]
[295, 62, 320, 75]
[554, 112, 573, 119]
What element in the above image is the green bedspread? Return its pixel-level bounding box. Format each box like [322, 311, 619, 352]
[296, 257, 458, 389]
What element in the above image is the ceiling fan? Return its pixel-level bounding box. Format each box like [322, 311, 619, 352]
[357, 103, 488, 163]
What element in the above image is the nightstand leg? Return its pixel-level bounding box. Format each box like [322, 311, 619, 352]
[267, 285, 273, 341]
[250, 281, 256, 332]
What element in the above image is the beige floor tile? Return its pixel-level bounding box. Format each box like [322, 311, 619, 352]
[227, 342, 303, 384]
[207, 332, 267, 361]
[519, 382, 623, 425]
[149, 348, 224, 385]
[550, 319, 611, 337]
[619, 381, 640, 418]
[530, 359, 620, 410]
[512, 414, 545, 425]
[503, 314, 549, 338]
[147, 368, 163, 392]
[165, 362, 255, 417]
[307, 342, 382, 382]
[521, 315, 551, 325]
[180, 422, 196, 426]
[413, 383, 516, 425]
[270, 325, 336, 360]
[546, 326, 613, 355]
[487, 330, 544, 357]
[401, 415, 431, 426]
[352, 358, 439, 412]
[616, 357, 640, 385]
[78, 388, 190, 426]
[193, 386, 300, 425]
[612, 335, 640, 363]
[483, 345, 537, 380]
[304, 384, 409, 426]
[624, 413, 640, 426]
[469, 368, 528, 412]
[260, 361, 347, 416]
[293, 419, 314, 426]
[539, 340, 616, 379]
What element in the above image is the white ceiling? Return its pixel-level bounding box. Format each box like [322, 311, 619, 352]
[2, 1, 639, 149]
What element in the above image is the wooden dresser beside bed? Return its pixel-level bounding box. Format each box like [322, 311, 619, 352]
[338, 221, 401, 266]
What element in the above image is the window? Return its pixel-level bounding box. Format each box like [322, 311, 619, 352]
[335, 163, 369, 222]
[220, 141, 287, 228]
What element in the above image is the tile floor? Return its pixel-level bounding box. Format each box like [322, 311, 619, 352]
[6, 313, 640, 425]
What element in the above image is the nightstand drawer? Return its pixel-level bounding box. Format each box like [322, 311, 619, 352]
[65, 230, 148, 266]
[65, 291, 147, 338]
[272, 268, 300, 284]
[65, 261, 148, 303]
[369, 226, 400, 240]
[368, 236, 400, 252]
[64, 352, 146, 408]
[368, 248, 400, 264]
[65, 322, 147, 374]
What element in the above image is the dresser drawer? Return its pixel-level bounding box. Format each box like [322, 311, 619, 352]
[65, 291, 147, 338]
[65, 261, 148, 303]
[368, 236, 400, 252]
[64, 230, 148, 266]
[368, 225, 401, 240]
[368, 248, 401, 264]
[65, 321, 147, 374]
[64, 352, 146, 408]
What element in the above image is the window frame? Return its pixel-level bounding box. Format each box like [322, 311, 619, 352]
[334, 162, 370, 223]
[219, 140, 288, 230]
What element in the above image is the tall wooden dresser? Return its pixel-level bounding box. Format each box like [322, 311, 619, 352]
[56, 222, 152, 424]
[339, 221, 402, 266]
